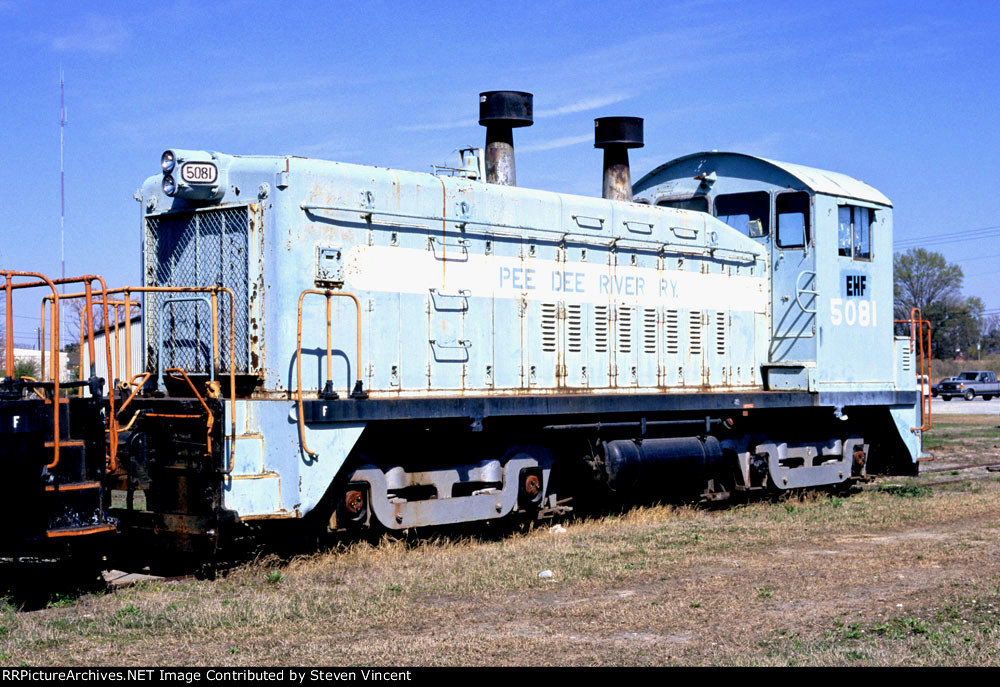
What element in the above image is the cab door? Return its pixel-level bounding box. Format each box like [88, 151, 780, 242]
[770, 191, 816, 363]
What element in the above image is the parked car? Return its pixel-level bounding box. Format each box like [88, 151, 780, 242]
[936, 371, 1000, 401]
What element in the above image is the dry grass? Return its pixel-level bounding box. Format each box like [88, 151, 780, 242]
[920, 415, 1000, 470]
[2, 417, 1000, 666]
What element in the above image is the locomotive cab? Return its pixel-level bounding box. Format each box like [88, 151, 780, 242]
[634, 153, 922, 470]
[633, 152, 895, 392]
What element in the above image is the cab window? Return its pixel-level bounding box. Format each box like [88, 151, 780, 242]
[838, 205, 874, 260]
[656, 196, 708, 212]
[776, 192, 810, 248]
[713, 191, 769, 237]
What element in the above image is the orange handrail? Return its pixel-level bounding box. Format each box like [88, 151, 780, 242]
[5, 273, 13, 375]
[36, 283, 239, 474]
[32, 275, 118, 460]
[2, 271, 62, 469]
[8, 275, 241, 476]
[31, 275, 115, 468]
[116, 372, 153, 419]
[19, 376, 47, 400]
[896, 308, 932, 433]
[916, 312, 932, 432]
[107, 372, 154, 437]
[295, 289, 365, 459]
[165, 367, 215, 456]
[68, 299, 141, 392]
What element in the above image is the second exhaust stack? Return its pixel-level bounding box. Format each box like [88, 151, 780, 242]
[479, 91, 533, 186]
[595, 116, 643, 201]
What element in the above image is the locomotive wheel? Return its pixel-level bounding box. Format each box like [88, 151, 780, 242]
[851, 448, 867, 477]
[964, 389, 975, 401]
[336, 484, 369, 527]
[517, 468, 544, 510]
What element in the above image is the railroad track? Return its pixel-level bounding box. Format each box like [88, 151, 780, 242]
[908, 461, 1000, 488]
[103, 570, 196, 588]
[862, 461, 1000, 492]
[922, 461, 1000, 474]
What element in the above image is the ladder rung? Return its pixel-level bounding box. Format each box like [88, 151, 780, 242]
[46, 523, 116, 538]
[45, 481, 101, 492]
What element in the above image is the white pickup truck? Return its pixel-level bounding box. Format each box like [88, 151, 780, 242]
[936, 371, 1000, 401]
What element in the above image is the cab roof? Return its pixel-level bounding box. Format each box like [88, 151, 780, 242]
[635, 151, 892, 207]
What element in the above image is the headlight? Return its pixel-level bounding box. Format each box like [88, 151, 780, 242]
[157, 148, 226, 202]
[161, 150, 176, 173]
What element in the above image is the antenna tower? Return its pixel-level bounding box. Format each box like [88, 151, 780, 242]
[60, 70, 66, 287]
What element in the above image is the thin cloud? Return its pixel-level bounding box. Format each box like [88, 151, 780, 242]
[52, 15, 131, 54]
[535, 92, 633, 118]
[291, 138, 363, 159]
[398, 118, 479, 133]
[520, 134, 592, 153]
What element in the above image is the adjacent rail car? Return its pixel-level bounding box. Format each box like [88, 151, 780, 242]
[1, 274, 117, 558]
[1, 91, 930, 567]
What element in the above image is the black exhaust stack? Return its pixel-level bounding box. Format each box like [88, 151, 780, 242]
[479, 91, 533, 186]
[594, 116, 643, 201]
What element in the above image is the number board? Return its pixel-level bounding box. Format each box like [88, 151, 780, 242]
[181, 162, 218, 185]
[830, 271, 875, 328]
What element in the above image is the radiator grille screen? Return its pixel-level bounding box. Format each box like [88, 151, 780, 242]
[143, 206, 250, 374]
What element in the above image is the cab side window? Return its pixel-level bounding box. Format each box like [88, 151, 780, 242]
[776, 192, 810, 248]
[838, 205, 874, 260]
[713, 191, 769, 238]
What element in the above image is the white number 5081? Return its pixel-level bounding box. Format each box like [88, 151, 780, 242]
[830, 298, 876, 327]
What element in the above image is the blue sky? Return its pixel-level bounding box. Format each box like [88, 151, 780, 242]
[1, 0, 998, 346]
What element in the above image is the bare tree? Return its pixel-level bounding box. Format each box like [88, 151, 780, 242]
[59, 296, 131, 347]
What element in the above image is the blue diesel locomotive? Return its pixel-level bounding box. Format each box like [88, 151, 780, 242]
[1, 92, 928, 566]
